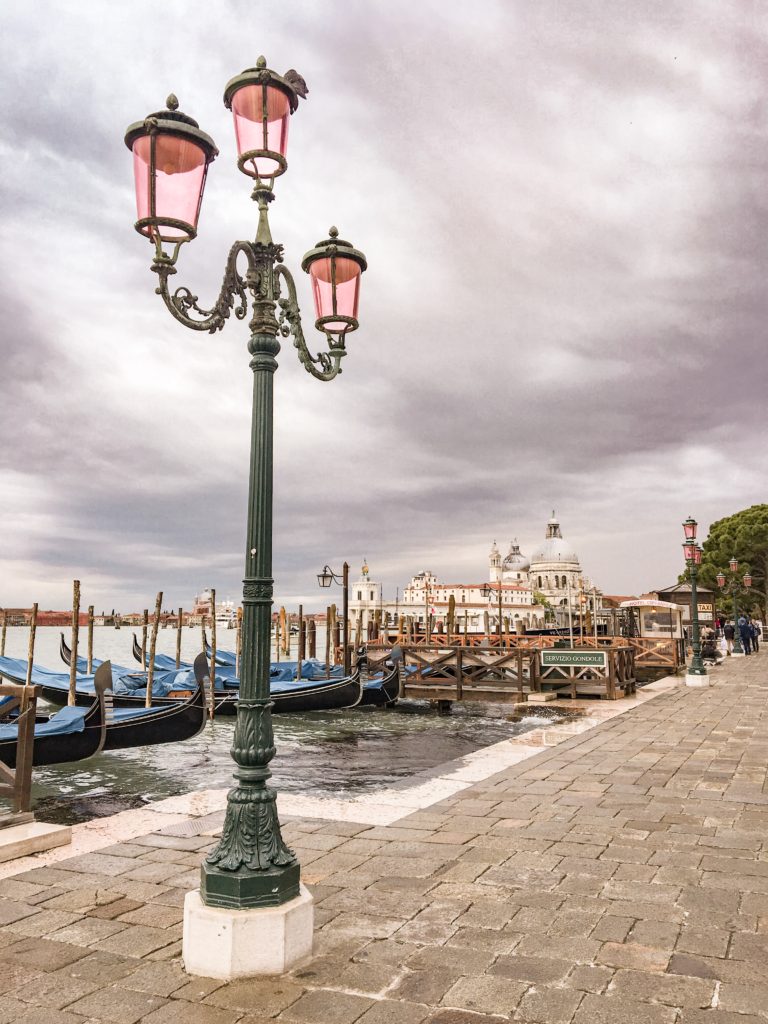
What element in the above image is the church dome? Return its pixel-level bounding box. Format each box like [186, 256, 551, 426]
[530, 512, 579, 565]
[502, 539, 530, 572]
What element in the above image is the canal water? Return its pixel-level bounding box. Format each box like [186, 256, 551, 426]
[2, 627, 567, 826]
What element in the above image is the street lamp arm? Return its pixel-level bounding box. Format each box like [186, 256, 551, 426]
[274, 264, 344, 381]
[151, 241, 253, 334]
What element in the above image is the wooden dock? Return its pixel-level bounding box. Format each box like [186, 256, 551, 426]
[367, 643, 636, 703]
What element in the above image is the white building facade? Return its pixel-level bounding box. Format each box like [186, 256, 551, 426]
[345, 513, 601, 633]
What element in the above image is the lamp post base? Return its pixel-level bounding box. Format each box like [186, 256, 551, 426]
[685, 671, 711, 688]
[182, 886, 314, 979]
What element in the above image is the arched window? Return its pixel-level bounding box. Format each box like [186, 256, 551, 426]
[538, 576, 542, 589]
[554, 577, 560, 589]
[561, 576, 567, 588]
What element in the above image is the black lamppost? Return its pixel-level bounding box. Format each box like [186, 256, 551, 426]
[716, 558, 752, 655]
[317, 563, 350, 675]
[682, 517, 707, 682]
[482, 582, 504, 641]
[125, 60, 367, 917]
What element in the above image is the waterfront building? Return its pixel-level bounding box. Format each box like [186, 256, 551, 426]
[525, 512, 601, 624]
[347, 512, 601, 633]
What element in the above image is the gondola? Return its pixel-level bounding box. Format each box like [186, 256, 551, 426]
[59, 633, 133, 675]
[0, 656, 362, 715]
[130, 634, 182, 672]
[360, 663, 399, 707]
[103, 653, 208, 750]
[0, 662, 109, 768]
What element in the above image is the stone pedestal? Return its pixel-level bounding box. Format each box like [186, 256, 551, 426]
[182, 886, 314, 979]
[0, 821, 71, 863]
[685, 672, 711, 688]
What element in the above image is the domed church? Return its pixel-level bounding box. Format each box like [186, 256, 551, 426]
[490, 512, 600, 621]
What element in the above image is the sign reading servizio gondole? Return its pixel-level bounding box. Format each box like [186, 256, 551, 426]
[540, 649, 607, 668]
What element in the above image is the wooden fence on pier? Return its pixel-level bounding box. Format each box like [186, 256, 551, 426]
[367, 644, 636, 702]
[370, 629, 682, 675]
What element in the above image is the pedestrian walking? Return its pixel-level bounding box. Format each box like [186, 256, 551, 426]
[738, 615, 751, 655]
[723, 620, 735, 655]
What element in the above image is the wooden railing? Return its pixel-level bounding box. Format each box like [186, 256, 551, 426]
[368, 643, 636, 702]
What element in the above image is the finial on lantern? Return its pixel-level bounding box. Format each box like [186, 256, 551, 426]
[329, 226, 339, 238]
[256, 56, 267, 68]
[166, 94, 179, 111]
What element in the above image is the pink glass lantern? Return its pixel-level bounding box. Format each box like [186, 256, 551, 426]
[694, 545, 703, 565]
[716, 572, 726, 588]
[729, 557, 739, 573]
[302, 228, 367, 337]
[224, 59, 304, 179]
[125, 96, 217, 248]
[683, 542, 697, 563]
[744, 573, 752, 587]
[682, 517, 697, 541]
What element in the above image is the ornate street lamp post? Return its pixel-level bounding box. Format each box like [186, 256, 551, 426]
[317, 563, 350, 675]
[482, 582, 504, 642]
[125, 59, 367, 977]
[716, 558, 751, 656]
[682, 517, 707, 685]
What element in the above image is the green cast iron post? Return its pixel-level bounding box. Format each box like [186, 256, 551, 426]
[126, 60, 367, 913]
[687, 557, 706, 677]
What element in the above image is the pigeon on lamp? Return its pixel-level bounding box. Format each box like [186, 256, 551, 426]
[284, 69, 309, 99]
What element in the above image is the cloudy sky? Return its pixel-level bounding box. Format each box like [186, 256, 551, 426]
[1, 0, 765, 614]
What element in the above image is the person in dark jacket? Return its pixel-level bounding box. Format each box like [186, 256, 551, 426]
[751, 620, 761, 653]
[723, 621, 735, 655]
[738, 615, 751, 654]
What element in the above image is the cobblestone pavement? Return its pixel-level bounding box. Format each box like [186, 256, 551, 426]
[0, 654, 766, 1023]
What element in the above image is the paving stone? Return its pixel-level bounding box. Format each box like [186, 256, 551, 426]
[281, 989, 374, 1024]
[676, 927, 730, 958]
[67, 983, 168, 1023]
[142, 1002, 241, 1024]
[4, 1010, 90, 1024]
[394, 971, 458, 1006]
[3, 937, 89, 971]
[489, 954, 572, 984]
[50, 918, 129, 947]
[717, 982, 768, 1016]
[628, 920, 680, 948]
[609, 968, 716, 1008]
[114, 961, 189, 996]
[441, 975, 527, 1015]
[10, 969, 101, 1010]
[356, 1001, 431, 1024]
[596, 942, 670, 972]
[573, 993, 679, 1024]
[514, 987, 583, 1023]
[566, 965, 614, 993]
[99, 924, 177, 957]
[205, 978, 305, 1015]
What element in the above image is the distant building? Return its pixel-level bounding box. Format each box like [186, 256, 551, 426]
[346, 512, 602, 632]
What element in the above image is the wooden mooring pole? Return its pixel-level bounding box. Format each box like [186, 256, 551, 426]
[1, 610, 6, 657]
[141, 609, 148, 669]
[146, 591, 163, 708]
[86, 605, 94, 674]
[308, 618, 316, 659]
[296, 604, 303, 681]
[68, 581, 80, 706]
[176, 607, 183, 669]
[209, 588, 217, 719]
[25, 604, 38, 688]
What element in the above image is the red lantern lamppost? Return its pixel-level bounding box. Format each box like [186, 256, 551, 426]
[125, 58, 367, 979]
